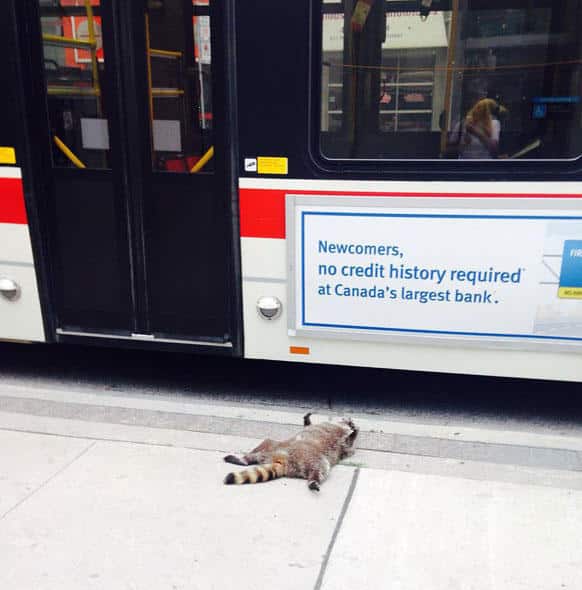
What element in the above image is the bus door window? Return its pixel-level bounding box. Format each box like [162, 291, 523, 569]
[145, 0, 213, 174]
[38, 0, 109, 169]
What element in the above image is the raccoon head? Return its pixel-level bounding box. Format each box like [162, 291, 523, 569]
[339, 418, 359, 459]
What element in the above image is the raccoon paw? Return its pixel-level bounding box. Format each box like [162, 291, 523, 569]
[223, 455, 247, 466]
[308, 480, 320, 492]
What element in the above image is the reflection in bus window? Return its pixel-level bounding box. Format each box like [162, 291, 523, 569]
[146, 0, 213, 173]
[320, 1, 582, 161]
[39, 0, 109, 169]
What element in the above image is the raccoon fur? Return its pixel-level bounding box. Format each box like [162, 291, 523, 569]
[223, 413, 358, 491]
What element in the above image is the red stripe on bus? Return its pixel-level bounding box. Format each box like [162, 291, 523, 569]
[240, 188, 287, 238]
[239, 187, 582, 239]
[0, 178, 27, 224]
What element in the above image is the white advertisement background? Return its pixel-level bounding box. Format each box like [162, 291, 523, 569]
[295, 207, 580, 338]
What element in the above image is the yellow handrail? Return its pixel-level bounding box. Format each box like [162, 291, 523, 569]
[53, 136, 86, 169]
[43, 1, 101, 111]
[149, 48, 183, 59]
[47, 86, 100, 97]
[440, 0, 460, 154]
[42, 34, 95, 49]
[190, 146, 214, 173]
[84, 0, 101, 113]
[145, 13, 155, 164]
[151, 88, 185, 97]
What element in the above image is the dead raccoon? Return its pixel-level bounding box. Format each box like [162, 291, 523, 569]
[223, 413, 358, 491]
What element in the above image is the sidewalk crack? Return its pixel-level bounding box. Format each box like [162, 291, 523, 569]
[0, 441, 97, 521]
[314, 467, 361, 590]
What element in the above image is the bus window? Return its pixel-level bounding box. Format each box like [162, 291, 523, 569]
[146, 0, 213, 174]
[320, 1, 582, 161]
[38, 0, 109, 169]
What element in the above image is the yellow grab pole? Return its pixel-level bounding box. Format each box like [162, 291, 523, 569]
[42, 34, 95, 48]
[149, 48, 183, 59]
[440, 0, 460, 154]
[84, 0, 101, 112]
[54, 136, 86, 169]
[190, 146, 214, 173]
[144, 13, 155, 165]
[145, 14, 155, 132]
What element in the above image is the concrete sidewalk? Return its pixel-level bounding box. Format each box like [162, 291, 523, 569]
[1, 389, 582, 589]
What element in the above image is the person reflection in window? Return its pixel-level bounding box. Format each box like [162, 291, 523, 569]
[457, 98, 508, 159]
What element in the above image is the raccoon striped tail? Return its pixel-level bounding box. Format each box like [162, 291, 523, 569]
[224, 461, 287, 485]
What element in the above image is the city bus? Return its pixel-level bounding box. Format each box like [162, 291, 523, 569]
[2, 0, 582, 382]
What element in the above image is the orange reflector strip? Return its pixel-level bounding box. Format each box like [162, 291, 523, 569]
[289, 346, 310, 355]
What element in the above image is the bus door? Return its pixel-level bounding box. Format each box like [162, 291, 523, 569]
[27, 0, 236, 350]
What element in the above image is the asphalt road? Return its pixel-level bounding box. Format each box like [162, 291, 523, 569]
[0, 340, 581, 435]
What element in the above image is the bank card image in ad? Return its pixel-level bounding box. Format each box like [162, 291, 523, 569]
[558, 240, 582, 299]
[534, 227, 582, 339]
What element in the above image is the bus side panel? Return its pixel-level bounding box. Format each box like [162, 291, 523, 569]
[234, 1, 582, 382]
[239, 180, 582, 382]
[0, 1, 46, 342]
